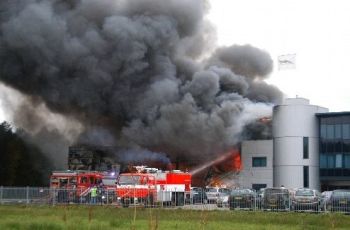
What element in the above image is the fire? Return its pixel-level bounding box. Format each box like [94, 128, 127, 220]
[188, 149, 242, 187]
[123, 148, 243, 187]
[233, 152, 242, 171]
[190, 149, 241, 176]
[205, 150, 242, 187]
[190, 151, 231, 175]
[258, 117, 272, 124]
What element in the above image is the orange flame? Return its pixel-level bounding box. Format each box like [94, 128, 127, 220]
[204, 149, 242, 188]
[233, 152, 242, 171]
[190, 149, 241, 176]
[258, 117, 272, 124]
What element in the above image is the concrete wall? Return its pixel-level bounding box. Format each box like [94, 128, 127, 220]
[272, 98, 328, 190]
[238, 140, 273, 189]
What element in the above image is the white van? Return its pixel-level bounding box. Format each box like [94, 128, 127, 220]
[205, 187, 220, 203]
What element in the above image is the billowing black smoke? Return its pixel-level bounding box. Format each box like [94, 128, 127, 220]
[0, 0, 282, 167]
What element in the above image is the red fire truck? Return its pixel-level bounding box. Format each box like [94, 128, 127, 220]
[50, 170, 117, 203]
[116, 166, 191, 207]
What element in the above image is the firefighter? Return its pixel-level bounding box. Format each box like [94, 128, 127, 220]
[98, 181, 104, 204]
[90, 186, 98, 204]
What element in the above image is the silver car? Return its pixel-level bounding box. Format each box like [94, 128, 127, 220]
[291, 188, 321, 211]
[205, 187, 220, 203]
[217, 188, 231, 207]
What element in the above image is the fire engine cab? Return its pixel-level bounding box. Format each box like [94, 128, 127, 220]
[116, 166, 191, 207]
[50, 170, 117, 203]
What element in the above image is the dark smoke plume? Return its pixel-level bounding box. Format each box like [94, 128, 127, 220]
[0, 0, 282, 167]
[209, 44, 273, 79]
[0, 84, 82, 168]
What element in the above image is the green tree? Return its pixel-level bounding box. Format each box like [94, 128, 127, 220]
[0, 121, 52, 186]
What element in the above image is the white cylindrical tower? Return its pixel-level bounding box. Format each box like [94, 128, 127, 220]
[273, 98, 328, 190]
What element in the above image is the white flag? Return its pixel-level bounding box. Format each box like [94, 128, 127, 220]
[278, 54, 296, 70]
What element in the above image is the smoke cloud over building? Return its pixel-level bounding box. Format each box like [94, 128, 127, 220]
[0, 0, 282, 168]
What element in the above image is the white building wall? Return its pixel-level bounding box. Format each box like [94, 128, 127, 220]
[238, 140, 273, 189]
[273, 98, 328, 190]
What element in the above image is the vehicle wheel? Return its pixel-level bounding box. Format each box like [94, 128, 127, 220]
[121, 199, 130, 208]
[176, 192, 185, 206]
[229, 204, 235, 210]
[314, 204, 319, 212]
[163, 201, 171, 207]
[145, 195, 154, 208]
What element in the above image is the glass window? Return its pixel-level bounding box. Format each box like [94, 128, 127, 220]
[343, 124, 350, 139]
[335, 141, 342, 152]
[118, 175, 141, 185]
[295, 189, 314, 196]
[51, 177, 59, 183]
[326, 125, 334, 139]
[70, 177, 77, 185]
[335, 124, 342, 139]
[218, 188, 231, 194]
[320, 154, 327, 169]
[81, 177, 88, 184]
[252, 184, 266, 191]
[103, 178, 116, 185]
[332, 190, 350, 197]
[344, 140, 350, 153]
[327, 142, 335, 153]
[344, 155, 350, 169]
[320, 124, 327, 138]
[303, 137, 309, 159]
[252, 157, 267, 167]
[335, 154, 342, 168]
[303, 166, 309, 188]
[343, 116, 350, 123]
[231, 189, 254, 195]
[320, 118, 327, 125]
[206, 188, 219, 193]
[320, 141, 327, 153]
[59, 178, 68, 186]
[327, 155, 335, 168]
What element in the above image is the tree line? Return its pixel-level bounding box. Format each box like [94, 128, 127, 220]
[0, 121, 52, 186]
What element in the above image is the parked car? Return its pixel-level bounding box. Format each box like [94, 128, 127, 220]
[326, 190, 350, 212]
[217, 188, 231, 207]
[291, 188, 321, 211]
[190, 187, 208, 204]
[205, 187, 220, 203]
[228, 188, 255, 210]
[255, 188, 265, 209]
[262, 187, 290, 211]
[320, 191, 332, 211]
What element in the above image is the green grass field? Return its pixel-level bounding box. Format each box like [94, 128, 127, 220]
[0, 205, 349, 230]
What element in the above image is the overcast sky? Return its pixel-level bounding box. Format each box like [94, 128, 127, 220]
[208, 0, 350, 112]
[0, 0, 349, 122]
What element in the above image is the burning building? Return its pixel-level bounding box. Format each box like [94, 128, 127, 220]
[67, 145, 243, 187]
[237, 97, 350, 191]
[68, 145, 176, 174]
[68, 145, 120, 173]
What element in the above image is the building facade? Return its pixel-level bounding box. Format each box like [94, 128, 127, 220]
[317, 112, 350, 190]
[239, 98, 350, 191]
[239, 140, 273, 190]
[272, 98, 328, 190]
